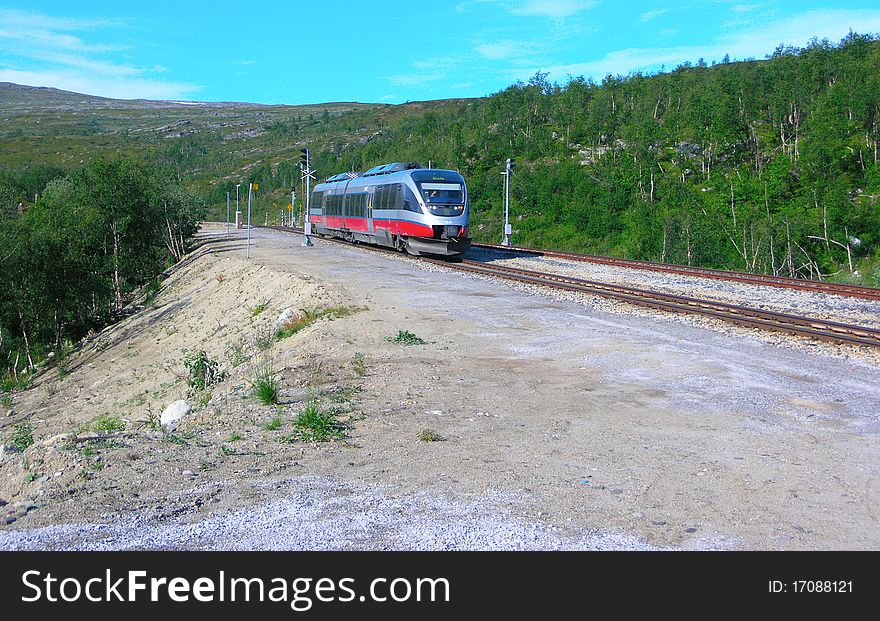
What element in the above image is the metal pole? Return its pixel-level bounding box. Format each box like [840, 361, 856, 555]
[302, 151, 313, 247]
[226, 191, 230, 236]
[502, 169, 510, 246]
[247, 183, 252, 258]
[291, 189, 295, 229]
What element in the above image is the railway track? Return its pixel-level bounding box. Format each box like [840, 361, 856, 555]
[265, 226, 880, 349]
[473, 242, 880, 301]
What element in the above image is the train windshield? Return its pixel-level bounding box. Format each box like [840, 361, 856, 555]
[418, 182, 464, 204]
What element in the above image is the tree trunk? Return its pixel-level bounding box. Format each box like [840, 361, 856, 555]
[17, 308, 33, 370]
[111, 219, 122, 313]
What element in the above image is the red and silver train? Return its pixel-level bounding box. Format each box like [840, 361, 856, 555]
[308, 162, 470, 256]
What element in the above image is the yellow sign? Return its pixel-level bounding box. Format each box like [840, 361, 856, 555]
[252, 183, 259, 191]
[287, 203, 292, 211]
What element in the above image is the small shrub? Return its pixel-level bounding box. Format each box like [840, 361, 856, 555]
[1, 393, 13, 408]
[418, 429, 443, 442]
[184, 350, 226, 391]
[352, 352, 366, 377]
[251, 364, 279, 405]
[11, 422, 34, 450]
[292, 401, 344, 442]
[387, 330, 426, 346]
[90, 413, 125, 433]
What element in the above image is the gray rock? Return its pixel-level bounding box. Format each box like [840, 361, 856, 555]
[685, 527, 697, 533]
[0, 498, 7, 507]
[4, 516, 16, 525]
[1, 444, 22, 456]
[182, 470, 196, 477]
[651, 520, 667, 526]
[160, 400, 192, 432]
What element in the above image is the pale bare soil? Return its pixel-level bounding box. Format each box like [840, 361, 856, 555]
[1, 224, 878, 550]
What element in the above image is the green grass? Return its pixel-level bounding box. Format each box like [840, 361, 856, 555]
[89, 413, 125, 433]
[251, 364, 279, 405]
[275, 306, 360, 340]
[250, 302, 268, 317]
[10, 422, 34, 450]
[387, 330, 426, 346]
[263, 416, 282, 431]
[290, 401, 344, 442]
[418, 429, 443, 442]
[227, 432, 242, 442]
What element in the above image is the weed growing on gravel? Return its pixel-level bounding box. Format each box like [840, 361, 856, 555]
[250, 302, 268, 317]
[228, 432, 242, 442]
[90, 413, 125, 433]
[254, 327, 274, 352]
[251, 364, 279, 405]
[418, 429, 443, 442]
[219, 445, 235, 456]
[352, 352, 367, 377]
[291, 401, 344, 442]
[387, 330, 426, 346]
[10, 422, 34, 450]
[226, 335, 250, 367]
[264, 416, 283, 431]
[0, 393, 12, 408]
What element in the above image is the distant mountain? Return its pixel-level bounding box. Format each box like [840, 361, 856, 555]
[0, 81, 281, 110]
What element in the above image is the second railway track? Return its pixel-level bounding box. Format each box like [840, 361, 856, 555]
[473, 242, 880, 301]
[265, 226, 880, 349]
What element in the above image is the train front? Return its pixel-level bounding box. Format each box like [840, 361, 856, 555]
[406, 169, 471, 257]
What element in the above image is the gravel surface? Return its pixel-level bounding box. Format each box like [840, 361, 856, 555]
[466, 247, 880, 330]
[1, 476, 724, 550]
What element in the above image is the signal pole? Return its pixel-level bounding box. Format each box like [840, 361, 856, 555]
[502, 157, 514, 246]
[300, 148, 315, 246]
[291, 188, 296, 229]
[226, 191, 230, 236]
[235, 183, 241, 231]
[247, 182, 253, 258]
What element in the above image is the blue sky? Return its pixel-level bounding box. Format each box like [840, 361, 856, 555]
[1, 1, 879, 104]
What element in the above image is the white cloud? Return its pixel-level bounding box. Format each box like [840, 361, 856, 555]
[0, 69, 199, 100]
[511, 0, 596, 19]
[476, 41, 520, 60]
[0, 8, 199, 100]
[383, 73, 444, 87]
[641, 9, 669, 22]
[510, 8, 880, 82]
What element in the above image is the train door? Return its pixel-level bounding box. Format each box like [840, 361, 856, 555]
[367, 188, 374, 233]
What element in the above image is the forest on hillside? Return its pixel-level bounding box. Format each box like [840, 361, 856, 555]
[1, 33, 879, 385]
[289, 32, 877, 283]
[0, 160, 204, 387]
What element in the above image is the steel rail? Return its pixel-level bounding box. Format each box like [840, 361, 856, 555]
[473, 242, 880, 301]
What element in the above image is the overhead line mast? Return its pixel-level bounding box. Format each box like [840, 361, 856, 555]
[300, 148, 315, 247]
